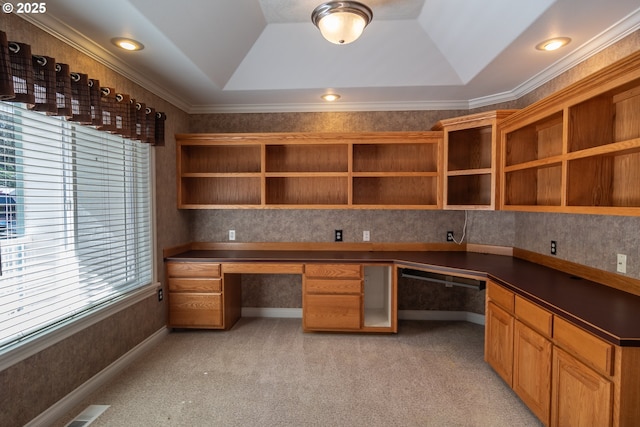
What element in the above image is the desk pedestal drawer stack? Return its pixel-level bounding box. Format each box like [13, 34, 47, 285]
[167, 262, 241, 330]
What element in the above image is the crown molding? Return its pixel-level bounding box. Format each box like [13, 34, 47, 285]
[19, 13, 191, 113]
[188, 99, 472, 114]
[510, 7, 640, 100]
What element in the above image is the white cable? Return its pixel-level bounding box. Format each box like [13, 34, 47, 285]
[452, 210, 467, 245]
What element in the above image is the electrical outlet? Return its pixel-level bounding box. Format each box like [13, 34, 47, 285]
[229, 229, 236, 241]
[363, 230, 370, 241]
[157, 287, 163, 302]
[335, 229, 343, 242]
[617, 254, 627, 274]
[550, 240, 557, 255]
[446, 231, 454, 242]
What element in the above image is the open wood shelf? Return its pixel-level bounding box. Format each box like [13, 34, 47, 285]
[352, 142, 437, 172]
[433, 110, 517, 210]
[500, 51, 640, 215]
[180, 177, 262, 206]
[176, 132, 442, 209]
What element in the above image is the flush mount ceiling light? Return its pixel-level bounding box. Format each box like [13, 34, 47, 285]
[321, 93, 340, 101]
[311, 1, 373, 45]
[111, 37, 144, 51]
[535, 37, 571, 52]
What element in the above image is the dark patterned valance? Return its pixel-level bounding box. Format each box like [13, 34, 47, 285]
[0, 30, 165, 145]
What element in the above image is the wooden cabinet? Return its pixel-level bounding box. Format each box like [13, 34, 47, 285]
[500, 51, 640, 215]
[433, 110, 516, 209]
[551, 347, 612, 427]
[485, 281, 640, 427]
[485, 281, 515, 385]
[303, 263, 363, 331]
[166, 262, 241, 330]
[303, 263, 395, 332]
[513, 320, 552, 424]
[176, 132, 442, 209]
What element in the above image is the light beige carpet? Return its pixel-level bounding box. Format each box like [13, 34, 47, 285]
[56, 318, 543, 427]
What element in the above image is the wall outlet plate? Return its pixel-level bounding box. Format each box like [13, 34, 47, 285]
[229, 230, 236, 241]
[446, 231, 454, 242]
[551, 240, 557, 255]
[617, 253, 627, 274]
[335, 229, 343, 242]
[363, 230, 370, 241]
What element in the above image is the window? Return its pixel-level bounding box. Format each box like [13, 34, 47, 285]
[0, 102, 153, 352]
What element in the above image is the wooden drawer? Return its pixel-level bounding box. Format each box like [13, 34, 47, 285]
[305, 263, 362, 279]
[168, 293, 223, 327]
[487, 281, 514, 313]
[305, 278, 362, 294]
[303, 294, 361, 330]
[515, 295, 552, 337]
[168, 277, 222, 293]
[167, 262, 220, 278]
[554, 317, 614, 376]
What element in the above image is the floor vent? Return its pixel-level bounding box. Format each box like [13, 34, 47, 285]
[64, 405, 110, 427]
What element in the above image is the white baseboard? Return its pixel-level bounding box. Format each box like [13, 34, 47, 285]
[241, 307, 485, 326]
[26, 327, 169, 427]
[242, 307, 303, 318]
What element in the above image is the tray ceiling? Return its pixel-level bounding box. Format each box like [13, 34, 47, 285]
[19, 0, 640, 113]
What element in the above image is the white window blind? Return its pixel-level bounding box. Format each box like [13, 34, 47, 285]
[0, 102, 153, 352]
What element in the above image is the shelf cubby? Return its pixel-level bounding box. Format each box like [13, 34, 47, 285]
[352, 176, 437, 206]
[181, 145, 261, 173]
[447, 126, 492, 171]
[505, 112, 564, 167]
[504, 165, 562, 207]
[265, 176, 348, 206]
[180, 177, 262, 206]
[567, 151, 640, 207]
[569, 82, 640, 153]
[266, 144, 348, 173]
[447, 174, 492, 206]
[352, 143, 437, 173]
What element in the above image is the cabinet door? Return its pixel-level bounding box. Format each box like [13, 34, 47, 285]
[303, 294, 361, 331]
[513, 320, 552, 425]
[551, 347, 613, 427]
[485, 301, 514, 385]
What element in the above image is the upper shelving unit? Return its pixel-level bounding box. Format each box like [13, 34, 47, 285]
[500, 50, 640, 216]
[175, 132, 442, 209]
[433, 110, 517, 210]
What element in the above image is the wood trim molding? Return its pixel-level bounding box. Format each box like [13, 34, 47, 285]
[513, 248, 640, 297]
[188, 241, 468, 252]
[162, 242, 193, 258]
[466, 244, 513, 256]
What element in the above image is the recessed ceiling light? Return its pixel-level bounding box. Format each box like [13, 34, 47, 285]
[111, 38, 144, 51]
[321, 93, 340, 101]
[536, 37, 571, 51]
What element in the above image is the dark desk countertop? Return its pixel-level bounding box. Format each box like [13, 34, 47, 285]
[167, 250, 640, 347]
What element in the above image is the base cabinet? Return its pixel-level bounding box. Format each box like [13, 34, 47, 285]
[551, 347, 612, 427]
[484, 281, 640, 427]
[303, 263, 395, 332]
[303, 264, 363, 331]
[166, 262, 241, 330]
[514, 320, 552, 425]
[485, 301, 514, 385]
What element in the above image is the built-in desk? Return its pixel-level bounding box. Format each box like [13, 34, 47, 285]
[165, 246, 640, 345]
[165, 243, 640, 426]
